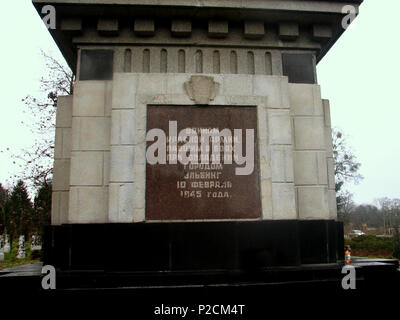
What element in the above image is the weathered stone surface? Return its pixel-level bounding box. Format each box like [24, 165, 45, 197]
[134, 19, 155, 36]
[279, 22, 299, 41]
[105, 81, 113, 116]
[244, 21, 265, 39]
[257, 105, 268, 138]
[111, 109, 135, 145]
[52, 73, 337, 223]
[103, 151, 110, 185]
[271, 52, 283, 76]
[268, 110, 292, 145]
[134, 175, 145, 205]
[70, 151, 104, 186]
[108, 183, 135, 222]
[261, 179, 273, 219]
[109, 146, 135, 182]
[53, 159, 70, 191]
[324, 126, 334, 158]
[297, 186, 329, 219]
[60, 18, 82, 32]
[111, 73, 137, 109]
[73, 81, 106, 116]
[328, 189, 338, 220]
[312, 24, 333, 41]
[133, 208, 145, 222]
[294, 151, 327, 185]
[171, 20, 192, 37]
[294, 117, 325, 150]
[69, 187, 108, 223]
[133, 120, 147, 146]
[54, 127, 72, 159]
[33, 0, 362, 79]
[327, 157, 335, 190]
[184, 75, 220, 104]
[97, 18, 119, 36]
[223, 75, 253, 96]
[322, 99, 332, 127]
[272, 183, 296, 219]
[253, 75, 290, 108]
[54, 128, 63, 159]
[259, 140, 271, 181]
[208, 20, 228, 38]
[271, 146, 294, 183]
[51, 191, 69, 225]
[289, 84, 323, 116]
[134, 142, 146, 164]
[137, 74, 167, 95]
[166, 74, 189, 95]
[52, 96, 73, 225]
[71, 117, 110, 151]
[56, 95, 73, 128]
[316, 152, 328, 185]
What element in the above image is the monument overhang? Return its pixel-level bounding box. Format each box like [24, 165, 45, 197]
[32, 0, 362, 71]
[32, 0, 363, 9]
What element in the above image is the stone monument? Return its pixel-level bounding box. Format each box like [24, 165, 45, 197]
[0, 235, 3, 262]
[16, 235, 26, 260]
[3, 235, 10, 254]
[31, 234, 42, 251]
[33, 1, 363, 272]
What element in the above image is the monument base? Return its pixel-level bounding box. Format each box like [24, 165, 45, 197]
[43, 220, 344, 271]
[1, 258, 399, 314]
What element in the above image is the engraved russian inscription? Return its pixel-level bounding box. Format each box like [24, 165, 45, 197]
[146, 106, 261, 220]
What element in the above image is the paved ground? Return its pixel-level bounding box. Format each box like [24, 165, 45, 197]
[0, 262, 43, 277]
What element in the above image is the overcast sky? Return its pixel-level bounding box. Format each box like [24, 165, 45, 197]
[0, 0, 399, 205]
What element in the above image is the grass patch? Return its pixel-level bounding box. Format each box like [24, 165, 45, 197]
[0, 239, 42, 270]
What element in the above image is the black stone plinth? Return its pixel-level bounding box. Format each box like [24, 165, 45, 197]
[43, 220, 343, 272]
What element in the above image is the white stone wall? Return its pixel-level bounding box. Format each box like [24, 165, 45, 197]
[289, 84, 336, 220]
[52, 73, 337, 224]
[323, 99, 338, 219]
[68, 81, 112, 223]
[52, 96, 72, 225]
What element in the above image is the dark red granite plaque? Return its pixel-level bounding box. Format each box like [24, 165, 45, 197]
[146, 105, 261, 220]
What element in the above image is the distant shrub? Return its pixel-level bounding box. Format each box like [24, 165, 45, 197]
[348, 235, 394, 252]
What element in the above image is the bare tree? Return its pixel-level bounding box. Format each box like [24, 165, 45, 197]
[332, 128, 363, 218]
[4, 51, 74, 190]
[337, 190, 356, 224]
[375, 197, 400, 235]
[332, 128, 363, 193]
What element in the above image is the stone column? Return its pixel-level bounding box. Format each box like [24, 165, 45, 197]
[290, 84, 331, 219]
[16, 235, 26, 259]
[52, 95, 72, 225]
[68, 80, 112, 223]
